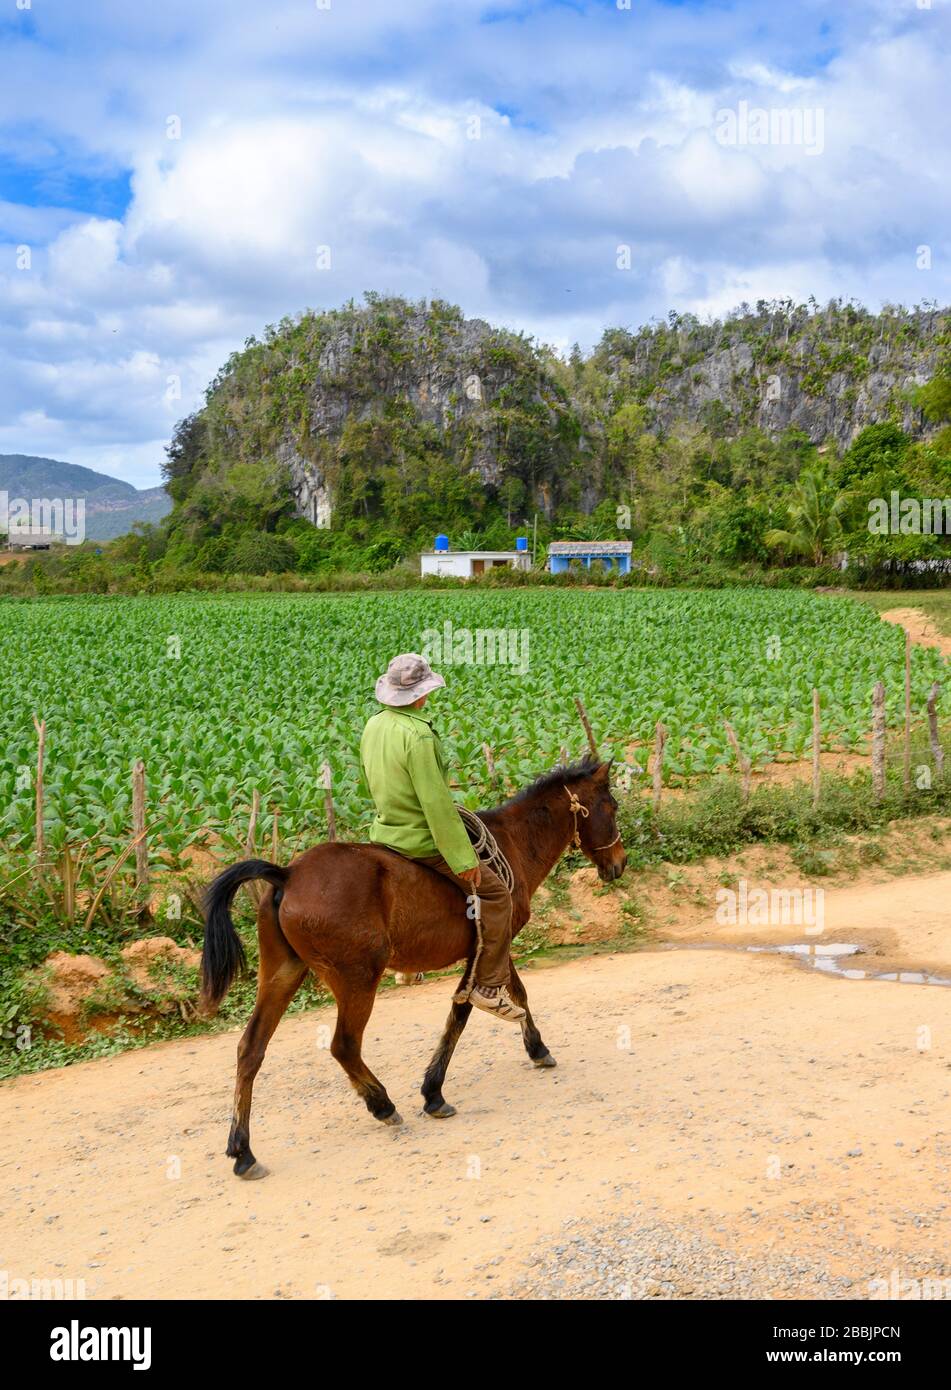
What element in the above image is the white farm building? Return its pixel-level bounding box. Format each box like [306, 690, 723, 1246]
[419, 535, 531, 578]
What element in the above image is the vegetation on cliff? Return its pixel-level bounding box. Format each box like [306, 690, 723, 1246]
[3, 294, 951, 595]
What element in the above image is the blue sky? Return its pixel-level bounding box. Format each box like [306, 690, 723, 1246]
[1, 0, 948, 487]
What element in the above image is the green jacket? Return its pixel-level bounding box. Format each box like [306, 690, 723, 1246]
[360, 706, 478, 874]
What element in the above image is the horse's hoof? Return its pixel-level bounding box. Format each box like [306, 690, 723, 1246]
[424, 1101, 457, 1119]
[380, 1109, 403, 1126]
[533, 1053, 557, 1069]
[235, 1160, 269, 1180]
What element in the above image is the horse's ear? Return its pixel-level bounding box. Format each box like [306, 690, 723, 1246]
[593, 759, 614, 782]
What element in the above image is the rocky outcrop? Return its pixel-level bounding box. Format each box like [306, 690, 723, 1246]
[639, 338, 939, 449]
[277, 441, 332, 528]
[306, 311, 498, 436]
[230, 300, 570, 522]
[595, 303, 948, 450]
[182, 297, 948, 533]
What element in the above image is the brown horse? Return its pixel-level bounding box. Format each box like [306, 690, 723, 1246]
[200, 756, 626, 1178]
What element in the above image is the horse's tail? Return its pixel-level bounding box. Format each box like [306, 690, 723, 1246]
[200, 859, 288, 1014]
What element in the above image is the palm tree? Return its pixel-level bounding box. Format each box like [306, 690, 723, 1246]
[765, 464, 849, 565]
[571, 515, 610, 542]
[452, 529, 485, 551]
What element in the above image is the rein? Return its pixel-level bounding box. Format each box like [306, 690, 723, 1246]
[458, 782, 620, 900]
[564, 786, 621, 852]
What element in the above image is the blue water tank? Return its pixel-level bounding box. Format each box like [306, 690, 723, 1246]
[515, 536, 528, 551]
[434, 534, 449, 552]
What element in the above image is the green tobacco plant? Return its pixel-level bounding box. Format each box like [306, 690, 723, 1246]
[1, 588, 944, 880]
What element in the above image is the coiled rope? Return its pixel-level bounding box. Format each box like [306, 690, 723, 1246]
[458, 807, 515, 894]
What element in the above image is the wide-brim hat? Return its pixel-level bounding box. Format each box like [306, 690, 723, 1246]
[375, 652, 446, 706]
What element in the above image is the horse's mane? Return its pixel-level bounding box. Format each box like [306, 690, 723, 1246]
[481, 754, 604, 816]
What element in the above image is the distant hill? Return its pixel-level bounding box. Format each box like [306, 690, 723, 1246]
[165, 295, 949, 537]
[0, 455, 171, 541]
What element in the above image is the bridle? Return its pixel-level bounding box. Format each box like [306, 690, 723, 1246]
[564, 786, 622, 853]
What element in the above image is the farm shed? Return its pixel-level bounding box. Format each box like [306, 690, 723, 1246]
[547, 540, 633, 574]
[419, 534, 532, 578]
[5, 528, 54, 550]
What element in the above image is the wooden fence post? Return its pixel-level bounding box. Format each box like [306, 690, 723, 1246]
[482, 742, 501, 792]
[61, 846, 77, 922]
[32, 714, 45, 879]
[652, 721, 667, 812]
[872, 680, 886, 801]
[927, 681, 944, 779]
[244, 789, 261, 906]
[724, 721, 752, 803]
[245, 789, 260, 855]
[322, 762, 336, 842]
[574, 696, 598, 758]
[903, 630, 912, 794]
[271, 804, 280, 862]
[132, 759, 149, 914]
[812, 688, 821, 810]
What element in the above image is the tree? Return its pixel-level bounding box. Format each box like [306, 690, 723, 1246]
[710, 493, 771, 563]
[163, 413, 208, 501]
[499, 475, 525, 526]
[452, 529, 486, 551]
[916, 373, 951, 425]
[362, 537, 403, 572]
[230, 532, 298, 574]
[569, 342, 584, 383]
[765, 464, 849, 565]
[838, 423, 909, 486]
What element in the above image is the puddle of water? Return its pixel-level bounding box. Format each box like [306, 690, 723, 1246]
[749, 942, 861, 959]
[662, 941, 951, 987]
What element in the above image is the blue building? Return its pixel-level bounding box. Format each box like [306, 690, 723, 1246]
[547, 540, 633, 574]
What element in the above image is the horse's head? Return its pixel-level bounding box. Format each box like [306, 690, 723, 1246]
[566, 761, 627, 883]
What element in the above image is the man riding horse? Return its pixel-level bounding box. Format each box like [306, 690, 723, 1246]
[201, 654, 626, 1176]
[361, 652, 525, 1023]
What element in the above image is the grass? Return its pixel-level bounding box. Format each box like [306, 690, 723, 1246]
[851, 588, 951, 637]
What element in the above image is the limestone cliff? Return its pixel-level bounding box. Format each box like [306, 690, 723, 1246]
[166, 296, 949, 533]
[593, 301, 948, 450]
[191, 295, 574, 525]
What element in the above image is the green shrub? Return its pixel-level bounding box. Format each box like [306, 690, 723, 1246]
[361, 537, 404, 573]
[230, 532, 298, 575]
[194, 537, 235, 572]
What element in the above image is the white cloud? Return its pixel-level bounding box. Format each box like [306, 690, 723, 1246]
[0, 0, 948, 485]
[48, 218, 122, 287]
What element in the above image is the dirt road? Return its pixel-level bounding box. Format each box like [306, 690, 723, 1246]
[3, 869, 951, 1301]
[879, 606, 951, 658]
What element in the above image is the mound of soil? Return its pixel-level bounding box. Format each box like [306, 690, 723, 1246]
[536, 867, 624, 946]
[30, 937, 201, 1043]
[38, 952, 113, 1044]
[120, 937, 201, 990]
[879, 606, 951, 657]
